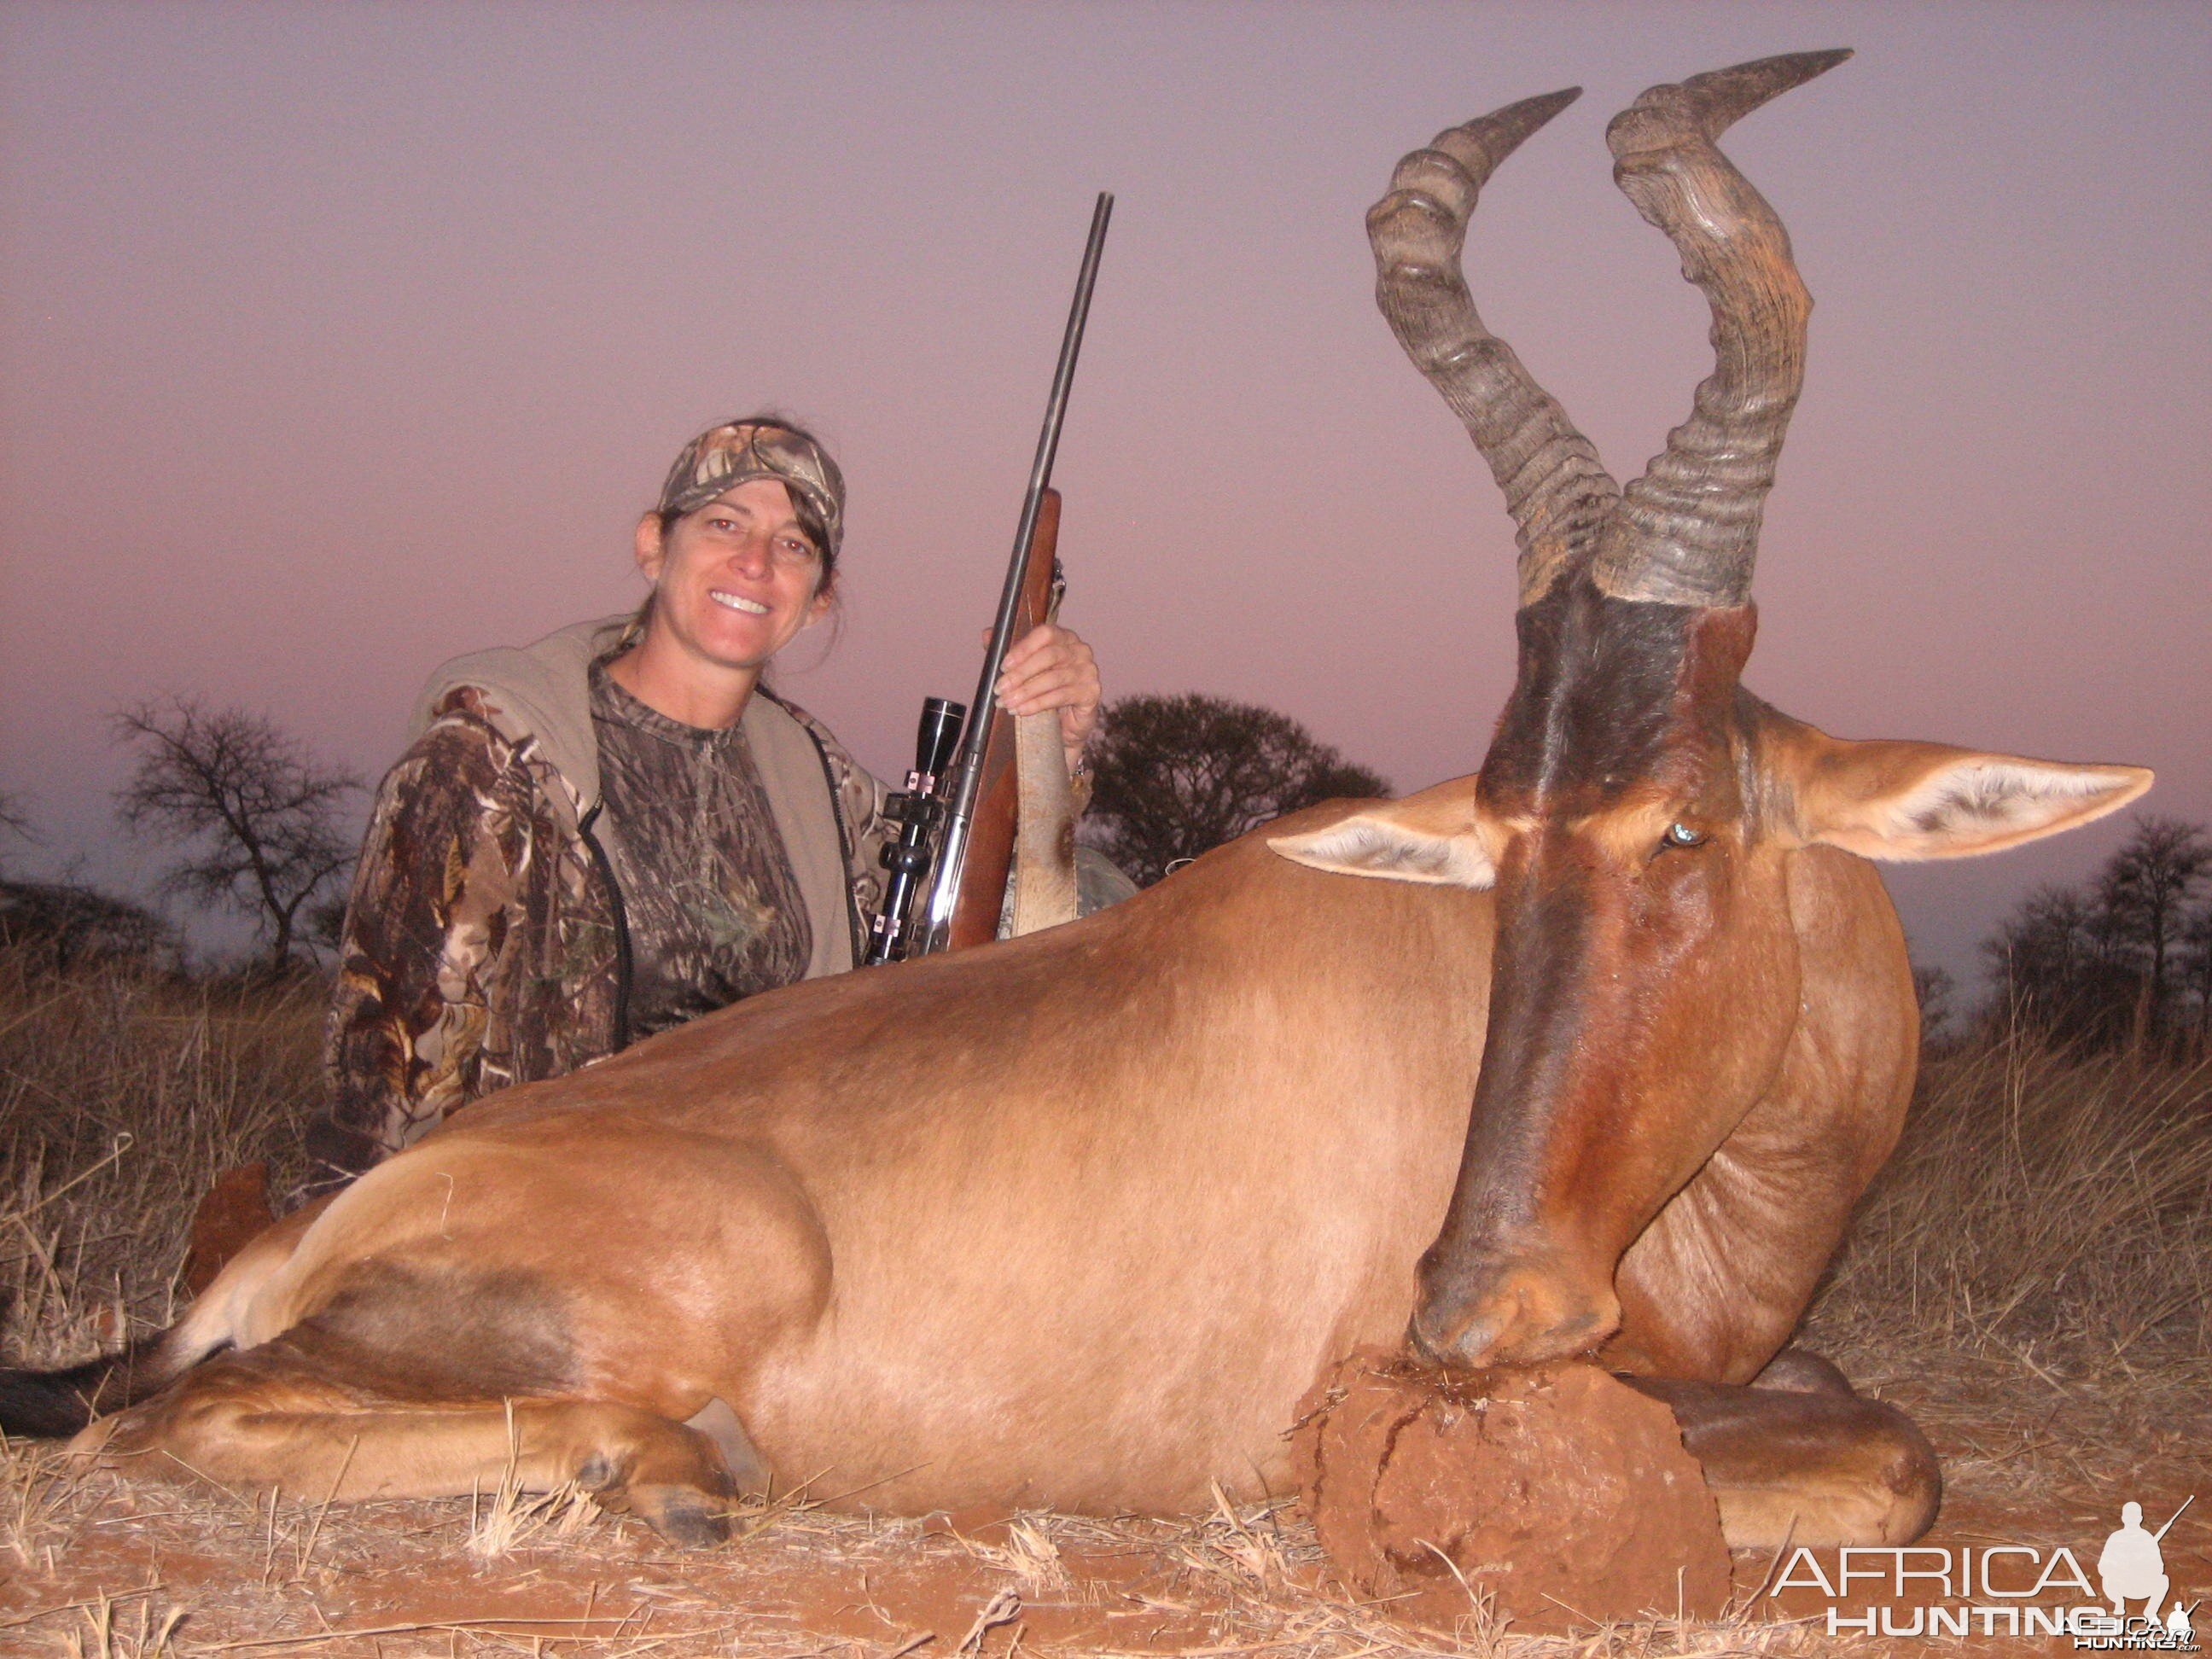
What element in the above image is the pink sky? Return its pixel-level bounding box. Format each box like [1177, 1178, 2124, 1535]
[3, 1, 2207, 984]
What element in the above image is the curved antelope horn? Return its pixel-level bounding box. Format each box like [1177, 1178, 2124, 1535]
[1592, 49, 1852, 608]
[1370, 89, 1621, 607]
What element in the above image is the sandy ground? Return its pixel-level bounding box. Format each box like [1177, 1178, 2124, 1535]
[5, 1346, 2205, 1659]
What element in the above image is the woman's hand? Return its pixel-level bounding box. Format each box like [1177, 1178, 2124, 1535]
[992, 623, 1101, 766]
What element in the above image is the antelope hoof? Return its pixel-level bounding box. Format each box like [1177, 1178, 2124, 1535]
[576, 1429, 737, 1549]
[1411, 1259, 1621, 1369]
[1625, 1371, 1941, 1549]
[629, 1480, 735, 1548]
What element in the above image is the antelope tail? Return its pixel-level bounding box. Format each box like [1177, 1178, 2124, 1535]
[0, 1327, 198, 1438]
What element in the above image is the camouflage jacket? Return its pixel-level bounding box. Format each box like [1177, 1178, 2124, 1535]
[312, 617, 894, 1191]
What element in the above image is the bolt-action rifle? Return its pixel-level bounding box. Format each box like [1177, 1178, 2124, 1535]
[864, 192, 1113, 965]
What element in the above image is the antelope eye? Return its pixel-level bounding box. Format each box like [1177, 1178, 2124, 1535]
[1662, 822, 1707, 849]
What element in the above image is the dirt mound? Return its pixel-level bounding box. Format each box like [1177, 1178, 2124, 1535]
[1290, 1348, 1730, 1633]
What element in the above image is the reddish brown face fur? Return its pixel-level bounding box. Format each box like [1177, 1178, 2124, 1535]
[1412, 583, 1805, 1366]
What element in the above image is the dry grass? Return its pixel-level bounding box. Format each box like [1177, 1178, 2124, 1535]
[49, 1594, 187, 1659]
[1805, 1028, 2212, 1385]
[1, 951, 317, 1367]
[1797, 1027, 2212, 1546]
[0, 1444, 1873, 1657]
[3, 956, 2208, 1654]
[467, 1404, 602, 1563]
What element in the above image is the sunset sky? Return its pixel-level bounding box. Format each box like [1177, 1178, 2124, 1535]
[3, 1, 2207, 986]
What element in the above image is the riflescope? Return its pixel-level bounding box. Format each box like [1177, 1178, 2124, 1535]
[864, 696, 968, 965]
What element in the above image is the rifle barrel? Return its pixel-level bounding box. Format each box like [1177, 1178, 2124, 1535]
[918, 191, 1113, 954]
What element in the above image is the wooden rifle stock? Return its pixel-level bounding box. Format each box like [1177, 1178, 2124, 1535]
[902, 190, 1109, 961]
[943, 488, 1062, 951]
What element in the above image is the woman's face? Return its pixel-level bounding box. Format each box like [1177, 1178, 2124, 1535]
[634, 477, 831, 678]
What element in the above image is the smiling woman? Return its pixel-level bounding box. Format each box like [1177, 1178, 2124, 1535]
[617, 426, 848, 722]
[626, 479, 832, 696]
[306, 417, 1108, 1199]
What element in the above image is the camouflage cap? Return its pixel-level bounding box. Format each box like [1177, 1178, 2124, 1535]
[656, 421, 846, 556]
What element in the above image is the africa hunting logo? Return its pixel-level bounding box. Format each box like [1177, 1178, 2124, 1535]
[1764, 1496, 2197, 1645]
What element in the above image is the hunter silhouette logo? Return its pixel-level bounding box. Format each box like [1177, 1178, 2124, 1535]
[1767, 1493, 2197, 1645]
[2098, 1498, 2197, 1647]
[2103, 1501, 2175, 1617]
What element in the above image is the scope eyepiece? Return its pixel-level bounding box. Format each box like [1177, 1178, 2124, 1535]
[915, 697, 966, 776]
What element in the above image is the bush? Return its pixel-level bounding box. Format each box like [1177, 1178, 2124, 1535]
[0, 879, 175, 976]
[1084, 694, 1390, 887]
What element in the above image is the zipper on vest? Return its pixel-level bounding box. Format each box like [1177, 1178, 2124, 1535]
[759, 687, 867, 966]
[577, 801, 633, 1053]
[816, 737, 865, 964]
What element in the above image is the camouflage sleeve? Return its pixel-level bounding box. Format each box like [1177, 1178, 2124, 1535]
[309, 710, 527, 1196]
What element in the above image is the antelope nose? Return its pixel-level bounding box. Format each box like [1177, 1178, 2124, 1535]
[1408, 1258, 1621, 1370]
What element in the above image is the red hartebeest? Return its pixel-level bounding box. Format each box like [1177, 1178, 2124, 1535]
[2, 53, 2149, 1553]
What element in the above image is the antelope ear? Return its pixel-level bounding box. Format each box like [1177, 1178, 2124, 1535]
[1790, 736, 2152, 861]
[1268, 780, 1495, 888]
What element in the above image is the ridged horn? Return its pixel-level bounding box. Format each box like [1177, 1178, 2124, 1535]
[1369, 89, 1622, 608]
[1591, 49, 1852, 608]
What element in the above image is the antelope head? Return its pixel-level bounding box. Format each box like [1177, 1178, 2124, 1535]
[1273, 52, 2151, 1369]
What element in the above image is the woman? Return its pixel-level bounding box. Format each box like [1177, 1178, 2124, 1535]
[310, 418, 1104, 1194]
